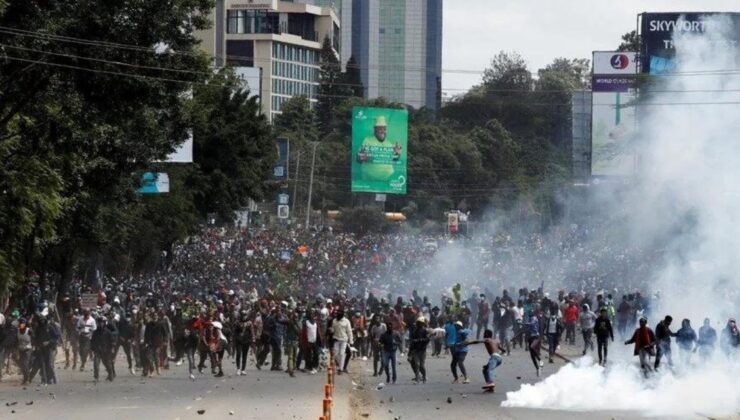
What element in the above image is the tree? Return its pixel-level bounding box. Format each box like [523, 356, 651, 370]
[342, 55, 364, 98]
[0, 0, 213, 293]
[482, 51, 533, 92]
[315, 36, 347, 136]
[273, 95, 318, 147]
[339, 206, 389, 236]
[190, 70, 276, 221]
[535, 57, 591, 148]
[618, 30, 640, 52]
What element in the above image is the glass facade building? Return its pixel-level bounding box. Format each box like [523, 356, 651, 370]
[352, 0, 442, 111]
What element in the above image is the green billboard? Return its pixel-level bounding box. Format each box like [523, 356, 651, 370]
[351, 107, 408, 194]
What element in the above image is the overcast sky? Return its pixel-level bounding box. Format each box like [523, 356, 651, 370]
[442, 0, 739, 96]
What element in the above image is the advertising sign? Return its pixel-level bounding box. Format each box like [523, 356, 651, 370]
[351, 107, 408, 194]
[448, 212, 459, 234]
[231, 0, 278, 10]
[274, 138, 289, 180]
[640, 12, 740, 74]
[137, 172, 170, 194]
[592, 52, 637, 93]
[591, 51, 637, 176]
[80, 293, 98, 310]
[593, 52, 637, 75]
[277, 204, 290, 219]
[591, 91, 637, 176]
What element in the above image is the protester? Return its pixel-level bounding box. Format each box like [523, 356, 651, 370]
[379, 322, 400, 384]
[579, 304, 596, 356]
[408, 316, 430, 384]
[594, 308, 614, 366]
[625, 317, 655, 374]
[654, 316, 676, 370]
[450, 321, 471, 384]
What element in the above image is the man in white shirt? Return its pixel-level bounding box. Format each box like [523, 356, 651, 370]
[77, 309, 97, 371]
[330, 310, 353, 375]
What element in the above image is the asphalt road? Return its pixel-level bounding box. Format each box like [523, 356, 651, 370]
[0, 352, 351, 420]
[0, 336, 731, 420]
[347, 338, 671, 420]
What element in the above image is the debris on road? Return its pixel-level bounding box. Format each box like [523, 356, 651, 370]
[197, 409, 205, 415]
[446, 397, 452, 404]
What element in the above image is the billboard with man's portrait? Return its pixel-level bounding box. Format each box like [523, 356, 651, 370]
[351, 107, 408, 194]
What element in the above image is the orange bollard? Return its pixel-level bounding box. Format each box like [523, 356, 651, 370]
[325, 384, 333, 399]
[320, 417, 327, 420]
[323, 399, 332, 420]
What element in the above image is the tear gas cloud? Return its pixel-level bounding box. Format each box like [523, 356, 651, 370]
[501, 15, 740, 417]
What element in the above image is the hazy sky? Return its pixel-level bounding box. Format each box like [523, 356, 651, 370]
[442, 0, 739, 96]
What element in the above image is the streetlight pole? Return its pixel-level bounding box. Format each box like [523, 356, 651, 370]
[305, 141, 319, 227]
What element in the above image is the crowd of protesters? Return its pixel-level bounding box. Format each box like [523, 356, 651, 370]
[0, 225, 737, 390]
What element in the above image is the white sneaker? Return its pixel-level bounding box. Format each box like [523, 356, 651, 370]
[176, 360, 183, 366]
[310, 369, 317, 375]
[538, 360, 544, 368]
[189, 374, 195, 381]
[241, 370, 246, 375]
[236, 371, 242, 376]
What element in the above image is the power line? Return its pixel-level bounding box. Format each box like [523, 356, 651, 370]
[0, 43, 213, 77]
[2, 50, 740, 107]
[5, 24, 740, 79]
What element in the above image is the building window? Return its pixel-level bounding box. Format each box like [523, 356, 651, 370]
[226, 9, 279, 34]
[226, 40, 253, 66]
[227, 10, 246, 34]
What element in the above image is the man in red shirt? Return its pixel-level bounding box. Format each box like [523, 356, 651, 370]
[564, 301, 579, 345]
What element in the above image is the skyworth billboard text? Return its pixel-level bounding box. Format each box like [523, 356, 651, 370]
[640, 12, 740, 74]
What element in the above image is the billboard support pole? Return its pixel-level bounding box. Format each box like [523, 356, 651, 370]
[305, 141, 319, 227]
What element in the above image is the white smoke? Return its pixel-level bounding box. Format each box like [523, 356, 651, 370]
[503, 15, 740, 417]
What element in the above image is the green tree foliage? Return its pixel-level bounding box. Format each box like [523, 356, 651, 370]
[316, 36, 347, 136]
[273, 95, 319, 148]
[0, 0, 214, 292]
[482, 51, 533, 91]
[342, 55, 364, 98]
[338, 206, 389, 236]
[189, 70, 276, 221]
[618, 30, 640, 52]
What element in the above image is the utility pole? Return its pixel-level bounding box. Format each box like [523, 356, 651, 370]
[291, 152, 301, 220]
[305, 141, 319, 227]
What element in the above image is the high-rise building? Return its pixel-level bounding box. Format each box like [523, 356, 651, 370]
[352, 0, 442, 111]
[197, 0, 340, 121]
[296, 0, 353, 69]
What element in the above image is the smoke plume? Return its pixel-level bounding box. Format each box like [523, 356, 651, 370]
[503, 15, 740, 417]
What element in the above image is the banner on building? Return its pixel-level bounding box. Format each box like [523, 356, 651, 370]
[351, 107, 408, 194]
[639, 12, 740, 74]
